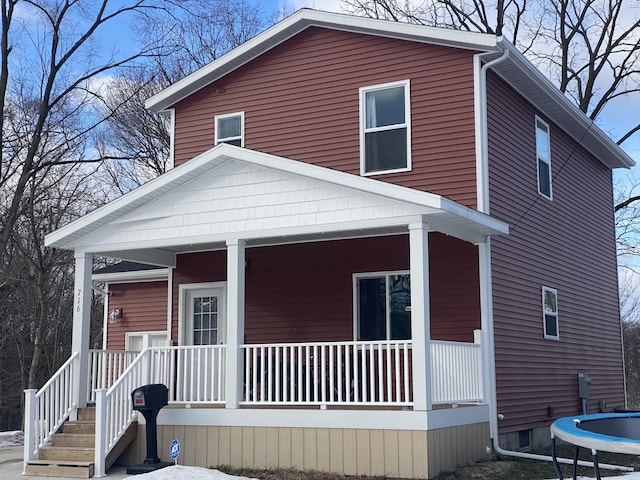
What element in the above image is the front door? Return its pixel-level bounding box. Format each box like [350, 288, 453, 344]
[180, 284, 226, 402]
[184, 286, 225, 347]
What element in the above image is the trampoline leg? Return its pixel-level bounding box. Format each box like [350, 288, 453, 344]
[551, 436, 563, 480]
[572, 446, 580, 480]
[591, 450, 601, 480]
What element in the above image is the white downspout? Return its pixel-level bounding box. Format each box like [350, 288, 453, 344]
[475, 45, 631, 473]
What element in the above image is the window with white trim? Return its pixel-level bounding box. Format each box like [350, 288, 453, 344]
[355, 272, 411, 341]
[215, 112, 244, 147]
[542, 286, 559, 339]
[360, 80, 411, 175]
[536, 117, 552, 199]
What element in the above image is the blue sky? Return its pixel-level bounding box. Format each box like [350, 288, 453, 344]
[224, 1, 640, 167]
[88, 0, 640, 169]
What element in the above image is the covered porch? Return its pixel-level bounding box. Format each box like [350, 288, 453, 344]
[33, 144, 508, 476]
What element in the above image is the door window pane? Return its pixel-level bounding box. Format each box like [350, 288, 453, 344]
[389, 274, 411, 340]
[357, 273, 411, 341]
[358, 277, 386, 341]
[193, 295, 219, 345]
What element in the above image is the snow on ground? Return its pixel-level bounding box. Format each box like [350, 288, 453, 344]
[0, 431, 23, 447]
[119, 466, 640, 480]
[3, 430, 640, 480]
[123, 465, 258, 480]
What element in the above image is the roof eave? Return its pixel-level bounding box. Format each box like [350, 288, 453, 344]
[145, 9, 498, 113]
[493, 40, 635, 170]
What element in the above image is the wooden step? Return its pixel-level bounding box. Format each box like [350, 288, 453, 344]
[38, 445, 94, 462]
[77, 407, 95, 421]
[51, 433, 95, 448]
[24, 460, 94, 478]
[62, 420, 95, 435]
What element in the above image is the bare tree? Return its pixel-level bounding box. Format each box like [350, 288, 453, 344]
[343, 0, 640, 156]
[0, 0, 169, 267]
[96, 0, 269, 192]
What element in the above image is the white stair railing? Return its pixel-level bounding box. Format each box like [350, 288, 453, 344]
[24, 352, 79, 462]
[94, 349, 149, 477]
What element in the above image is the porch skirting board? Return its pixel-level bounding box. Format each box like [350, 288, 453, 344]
[117, 422, 490, 479]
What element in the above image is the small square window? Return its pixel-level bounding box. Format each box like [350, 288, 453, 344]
[542, 286, 559, 339]
[215, 112, 244, 147]
[360, 81, 411, 175]
[536, 117, 552, 199]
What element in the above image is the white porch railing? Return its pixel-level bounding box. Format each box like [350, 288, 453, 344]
[147, 345, 226, 403]
[24, 352, 79, 462]
[430, 339, 483, 404]
[93, 345, 227, 476]
[87, 349, 138, 403]
[241, 341, 413, 406]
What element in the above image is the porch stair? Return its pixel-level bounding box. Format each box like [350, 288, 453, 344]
[24, 407, 138, 478]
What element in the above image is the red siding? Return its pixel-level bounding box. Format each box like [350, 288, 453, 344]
[106, 282, 168, 350]
[171, 251, 227, 343]
[170, 235, 480, 344]
[486, 72, 625, 434]
[172, 27, 479, 207]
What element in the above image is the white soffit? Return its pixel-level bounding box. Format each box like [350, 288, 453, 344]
[45, 144, 508, 253]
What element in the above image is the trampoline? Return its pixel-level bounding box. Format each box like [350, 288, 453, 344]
[550, 412, 640, 479]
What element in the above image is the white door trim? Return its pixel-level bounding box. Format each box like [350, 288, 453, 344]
[178, 282, 227, 346]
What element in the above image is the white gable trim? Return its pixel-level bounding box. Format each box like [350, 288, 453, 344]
[146, 9, 633, 170]
[145, 9, 498, 113]
[46, 145, 508, 257]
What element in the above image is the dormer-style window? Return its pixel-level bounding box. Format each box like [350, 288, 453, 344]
[360, 80, 411, 175]
[536, 117, 552, 199]
[215, 112, 244, 147]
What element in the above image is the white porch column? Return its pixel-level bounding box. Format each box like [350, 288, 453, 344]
[225, 239, 246, 409]
[72, 252, 93, 409]
[409, 222, 432, 411]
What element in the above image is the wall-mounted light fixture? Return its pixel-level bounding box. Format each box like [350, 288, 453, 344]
[109, 308, 121, 324]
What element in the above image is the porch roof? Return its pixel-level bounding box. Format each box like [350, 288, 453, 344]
[45, 145, 508, 267]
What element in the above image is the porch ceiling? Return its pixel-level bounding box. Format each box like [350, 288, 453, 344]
[45, 145, 508, 266]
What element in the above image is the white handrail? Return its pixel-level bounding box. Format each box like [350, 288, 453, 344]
[24, 352, 79, 462]
[93, 345, 227, 476]
[95, 349, 149, 477]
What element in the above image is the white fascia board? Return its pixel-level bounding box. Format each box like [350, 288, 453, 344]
[146, 9, 498, 113]
[45, 152, 232, 249]
[495, 40, 635, 169]
[225, 145, 509, 237]
[92, 268, 169, 283]
[154, 404, 489, 430]
[47, 144, 508, 251]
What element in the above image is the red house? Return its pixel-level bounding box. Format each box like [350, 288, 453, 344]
[27, 9, 633, 479]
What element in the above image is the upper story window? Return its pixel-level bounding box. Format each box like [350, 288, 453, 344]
[354, 272, 411, 341]
[360, 80, 411, 176]
[536, 117, 552, 199]
[542, 286, 559, 339]
[215, 112, 244, 147]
